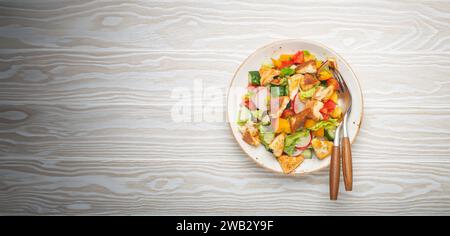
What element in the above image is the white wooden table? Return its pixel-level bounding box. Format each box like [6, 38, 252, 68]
[1, 0, 450, 215]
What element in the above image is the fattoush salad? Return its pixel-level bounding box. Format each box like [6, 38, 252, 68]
[237, 50, 343, 174]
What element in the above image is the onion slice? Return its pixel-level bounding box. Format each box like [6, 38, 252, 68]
[293, 93, 305, 114]
[250, 86, 269, 111]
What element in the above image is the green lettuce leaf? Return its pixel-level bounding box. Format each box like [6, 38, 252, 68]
[258, 124, 275, 150]
[309, 119, 339, 131]
[244, 90, 256, 100]
[278, 77, 288, 86]
[303, 50, 312, 57]
[283, 129, 309, 156]
[280, 67, 295, 77]
[299, 87, 316, 99]
[237, 106, 252, 126]
[251, 110, 264, 121]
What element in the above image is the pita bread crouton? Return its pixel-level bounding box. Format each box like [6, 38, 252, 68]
[269, 133, 286, 157]
[288, 74, 302, 100]
[311, 139, 333, 159]
[296, 60, 317, 74]
[278, 155, 305, 174]
[259, 66, 280, 86]
[289, 108, 312, 132]
[241, 124, 260, 146]
[305, 100, 324, 121]
[299, 74, 320, 91]
[313, 85, 335, 101]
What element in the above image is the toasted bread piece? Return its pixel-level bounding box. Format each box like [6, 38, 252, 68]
[300, 74, 320, 91]
[289, 107, 311, 132]
[269, 133, 286, 157]
[242, 124, 260, 146]
[270, 78, 284, 85]
[311, 139, 333, 159]
[278, 155, 305, 174]
[259, 67, 280, 86]
[296, 60, 317, 74]
[305, 100, 324, 121]
[288, 74, 302, 100]
[313, 85, 335, 101]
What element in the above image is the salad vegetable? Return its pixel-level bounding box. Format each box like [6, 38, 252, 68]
[325, 127, 336, 141]
[283, 129, 310, 156]
[270, 86, 288, 97]
[248, 71, 261, 85]
[237, 50, 342, 174]
[299, 86, 317, 100]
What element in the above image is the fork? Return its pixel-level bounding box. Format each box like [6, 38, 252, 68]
[329, 121, 342, 200]
[333, 68, 353, 192]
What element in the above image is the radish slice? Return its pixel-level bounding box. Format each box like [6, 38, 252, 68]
[295, 131, 312, 149]
[250, 87, 269, 111]
[293, 93, 305, 114]
[292, 149, 304, 157]
[295, 146, 308, 151]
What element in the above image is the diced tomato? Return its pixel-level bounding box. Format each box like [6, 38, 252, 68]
[323, 100, 336, 111]
[281, 109, 295, 119]
[320, 100, 336, 120]
[279, 60, 294, 69]
[286, 100, 292, 110]
[327, 78, 340, 90]
[292, 51, 304, 64]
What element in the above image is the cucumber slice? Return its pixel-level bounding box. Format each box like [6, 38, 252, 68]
[280, 86, 287, 96]
[270, 85, 288, 97]
[325, 127, 336, 141]
[248, 71, 261, 86]
[302, 149, 312, 159]
[261, 132, 275, 146]
[292, 148, 312, 158]
[237, 106, 252, 126]
[258, 124, 275, 147]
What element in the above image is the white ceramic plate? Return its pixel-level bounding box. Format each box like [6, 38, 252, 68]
[227, 39, 363, 175]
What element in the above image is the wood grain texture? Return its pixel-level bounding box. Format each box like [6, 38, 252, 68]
[1, 0, 450, 215]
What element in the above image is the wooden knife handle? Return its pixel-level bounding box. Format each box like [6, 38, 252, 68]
[329, 145, 340, 200]
[342, 137, 353, 191]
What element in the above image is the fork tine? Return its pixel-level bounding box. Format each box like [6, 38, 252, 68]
[332, 68, 352, 111]
[333, 69, 344, 85]
[334, 69, 349, 93]
[332, 69, 345, 93]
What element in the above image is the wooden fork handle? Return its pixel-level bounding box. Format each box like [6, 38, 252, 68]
[329, 146, 340, 200]
[342, 137, 353, 191]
